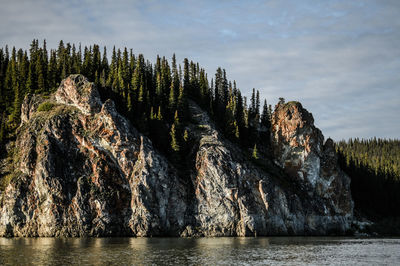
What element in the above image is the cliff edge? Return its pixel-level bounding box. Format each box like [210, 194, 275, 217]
[0, 75, 353, 236]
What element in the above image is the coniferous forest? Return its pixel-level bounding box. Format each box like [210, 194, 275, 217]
[336, 139, 400, 223]
[0, 40, 272, 161]
[1, 40, 399, 226]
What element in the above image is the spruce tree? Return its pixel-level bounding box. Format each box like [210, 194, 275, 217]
[252, 144, 259, 159]
[183, 58, 190, 94]
[0, 49, 4, 109]
[168, 80, 176, 115]
[261, 99, 271, 127]
[0, 113, 5, 149]
[157, 106, 163, 120]
[48, 50, 57, 90]
[35, 52, 45, 94]
[170, 123, 179, 152]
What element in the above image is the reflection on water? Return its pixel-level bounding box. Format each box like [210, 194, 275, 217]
[0, 237, 399, 265]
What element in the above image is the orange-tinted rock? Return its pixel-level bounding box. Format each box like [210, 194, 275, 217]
[271, 100, 353, 218]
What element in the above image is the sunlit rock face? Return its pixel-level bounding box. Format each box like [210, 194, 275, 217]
[0, 75, 187, 237]
[0, 75, 353, 237]
[271, 101, 353, 227]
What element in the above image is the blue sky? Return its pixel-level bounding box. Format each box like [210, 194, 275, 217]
[1, 0, 399, 140]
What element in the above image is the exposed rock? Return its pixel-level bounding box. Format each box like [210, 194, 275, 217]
[0, 75, 186, 237]
[271, 101, 353, 223]
[0, 75, 353, 237]
[20, 94, 44, 124]
[55, 74, 102, 115]
[183, 101, 352, 236]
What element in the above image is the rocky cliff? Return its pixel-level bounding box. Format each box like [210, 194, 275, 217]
[0, 75, 353, 237]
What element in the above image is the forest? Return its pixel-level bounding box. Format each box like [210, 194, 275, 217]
[0, 39, 271, 163]
[336, 139, 400, 220]
[0, 40, 399, 224]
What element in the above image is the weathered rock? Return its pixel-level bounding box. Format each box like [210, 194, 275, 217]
[20, 94, 44, 124]
[0, 75, 353, 237]
[271, 101, 353, 225]
[0, 75, 186, 237]
[182, 101, 352, 236]
[55, 74, 102, 115]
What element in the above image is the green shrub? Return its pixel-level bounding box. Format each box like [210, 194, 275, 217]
[0, 172, 16, 191]
[37, 102, 55, 112]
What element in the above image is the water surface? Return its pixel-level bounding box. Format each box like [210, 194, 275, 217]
[0, 237, 399, 265]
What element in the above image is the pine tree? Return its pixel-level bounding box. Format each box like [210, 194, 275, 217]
[177, 84, 186, 121]
[171, 53, 179, 91]
[0, 113, 5, 148]
[256, 90, 260, 120]
[157, 106, 163, 120]
[168, 80, 176, 114]
[149, 106, 155, 120]
[170, 123, 179, 152]
[250, 88, 256, 116]
[35, 52, 45, 94]
[252, 144, 259, 159]
[101, 46, 109, 76]
[0, 48, 4, 109]
[48, 50, 57, 90]
[107, 46, 117, 88]
[183, 58, 190, 94]
[234, 120, 239, 139]
[261, 99, 271, 127]
[7, 47, 20, 125]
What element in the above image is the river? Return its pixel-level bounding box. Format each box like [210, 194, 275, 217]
[0, 237, 399, 265]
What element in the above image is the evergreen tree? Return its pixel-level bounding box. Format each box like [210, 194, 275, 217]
[0, 113, 5, 148]
[252, 144, 259, 159]
[157, 106, 163, 121]
[183, 129, 189, 142]
[183, 58, 190, 94]
[168, 80, 176, 115]
[261, 99, 271, 127]
[170, 124, 179, 152]
[35, 51, 45, 94]
[48, 50, 58, 90]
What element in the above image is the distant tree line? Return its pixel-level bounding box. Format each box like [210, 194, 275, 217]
[0, 40, 273, 162]
[336, 138, 400, 218]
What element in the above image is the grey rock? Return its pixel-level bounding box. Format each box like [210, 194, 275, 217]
[0, 75, 353, 237]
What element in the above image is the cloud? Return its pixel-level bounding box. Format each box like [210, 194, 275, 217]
[0, 0, 399, 140]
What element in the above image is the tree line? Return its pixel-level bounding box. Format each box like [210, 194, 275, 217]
[336, 138, 400, 218]
[0, 40, 272, 162]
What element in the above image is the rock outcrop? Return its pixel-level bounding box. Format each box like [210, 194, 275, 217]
[182, 101, 353, 236]
[271, 101, 353, 223]
[0, 75, 186, 237]
[0, 75, 353, 237]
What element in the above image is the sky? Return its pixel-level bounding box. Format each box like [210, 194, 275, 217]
[1, 0, 399, 140]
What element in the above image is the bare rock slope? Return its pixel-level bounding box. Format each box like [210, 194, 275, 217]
[0, 75, 353, 236]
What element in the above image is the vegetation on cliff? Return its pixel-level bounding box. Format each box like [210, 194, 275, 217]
[0, 39, 272, 164]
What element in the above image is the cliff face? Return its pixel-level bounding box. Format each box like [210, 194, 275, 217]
[271, 101, 353, 216]
[0, 75, 186, 237]
[0, 75, 353, 237]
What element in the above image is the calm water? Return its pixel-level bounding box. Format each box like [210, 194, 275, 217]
[0, 237, 399, 265]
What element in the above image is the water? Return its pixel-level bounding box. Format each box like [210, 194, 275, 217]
[0, 237, 399, 265]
